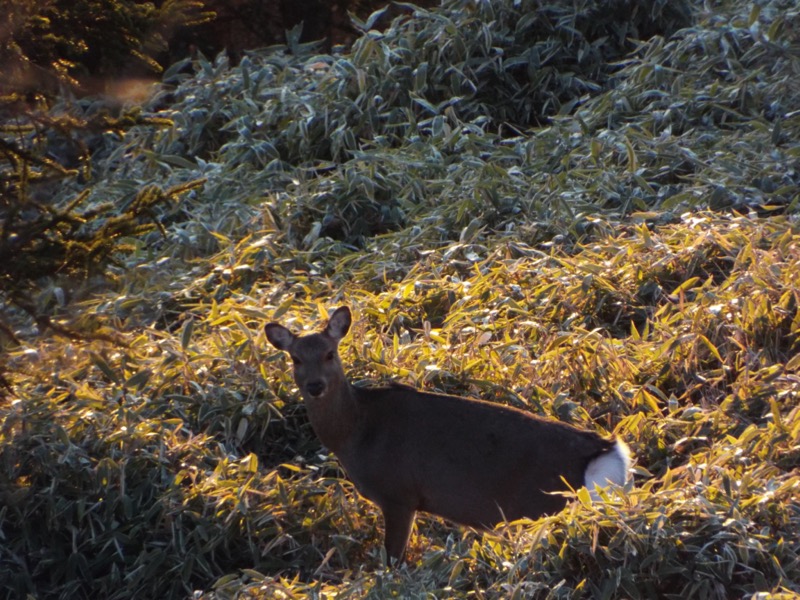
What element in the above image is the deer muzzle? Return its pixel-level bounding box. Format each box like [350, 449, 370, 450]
[306, 380, 326, 397]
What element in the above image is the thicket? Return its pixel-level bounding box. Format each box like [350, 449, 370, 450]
[1, 0, 799, 598]
[0, 0, 215, 389]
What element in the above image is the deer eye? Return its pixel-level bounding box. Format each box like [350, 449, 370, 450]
[325, 351, 334, 361]
[291, 356, 302, 366]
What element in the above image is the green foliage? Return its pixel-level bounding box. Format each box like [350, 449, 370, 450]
[151, 0, 694, 156]
[1, 0, 800, 598]
[0, 0, 214, 370]
[0, 101, 205, 348]
[114, 0, 795, 254]
[11, 211, 788, 600]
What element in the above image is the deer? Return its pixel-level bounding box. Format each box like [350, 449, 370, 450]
[264, 306, 631, 562]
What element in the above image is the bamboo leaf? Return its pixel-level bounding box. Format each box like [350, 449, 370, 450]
[181, 318, 195, 352]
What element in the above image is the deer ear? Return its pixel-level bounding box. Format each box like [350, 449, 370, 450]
[265, 323, 295, 351]
[325, 307, 352, 341]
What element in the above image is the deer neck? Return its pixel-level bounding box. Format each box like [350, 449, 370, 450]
[304, 381, 359, 453]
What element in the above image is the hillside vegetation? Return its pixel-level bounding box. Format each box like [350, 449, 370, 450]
[1, 0, 799, 598]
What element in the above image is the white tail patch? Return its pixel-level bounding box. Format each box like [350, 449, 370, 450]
[584, 440, 631, 501]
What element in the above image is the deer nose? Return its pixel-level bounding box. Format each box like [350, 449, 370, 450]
[306, 380, 325, 397]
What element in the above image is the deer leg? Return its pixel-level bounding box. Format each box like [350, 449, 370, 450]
[381, 503, 416, 563]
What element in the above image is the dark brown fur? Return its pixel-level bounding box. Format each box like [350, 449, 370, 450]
[265, 307, 627, 561]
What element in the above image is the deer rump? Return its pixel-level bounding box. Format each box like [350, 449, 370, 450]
[336, 382, 617, 529]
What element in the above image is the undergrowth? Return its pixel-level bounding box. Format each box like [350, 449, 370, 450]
[1, 0, 799, 598]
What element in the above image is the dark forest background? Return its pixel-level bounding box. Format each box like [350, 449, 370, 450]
[1, 0, 438, 97]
